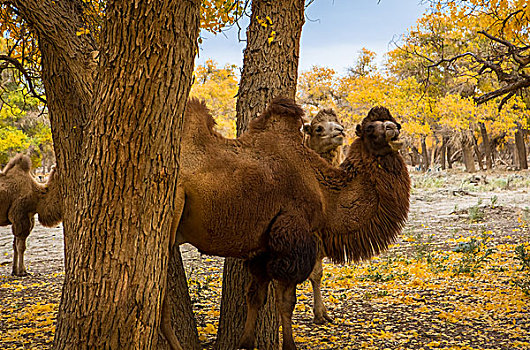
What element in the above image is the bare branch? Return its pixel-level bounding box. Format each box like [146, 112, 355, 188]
[0, 55, 46, 104]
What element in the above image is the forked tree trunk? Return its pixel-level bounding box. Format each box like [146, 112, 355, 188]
[479, 122, 493, 170]
[515, 124, 528, 170]
[16, 1, 202, 348]
[216, 0, 305, 349]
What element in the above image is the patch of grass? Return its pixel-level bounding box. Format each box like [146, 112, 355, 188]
[411, 175, 447, 190]
[512, 244, 530, 296]
[467, 198, 484, 222]
[452, 233, 496, 276]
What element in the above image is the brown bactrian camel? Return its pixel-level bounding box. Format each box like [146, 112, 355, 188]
[0, 154, 63, 276]
[161, 98, 410, 350]
[303, 107, 345, 324]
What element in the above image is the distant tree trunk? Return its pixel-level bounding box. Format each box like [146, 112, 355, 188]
[440, 136, 449, 170]
[473, 134, 484, 171]
[420, 136, 430, 171]
[515, 124, 528, 170]
[216, 0, 305, 349]
[430, 134, 440, 168]
[447, 144, 453, 169]
[8, 1, 203, 348]
[479, 122, 493, 170]
[462, 145, 476, 173]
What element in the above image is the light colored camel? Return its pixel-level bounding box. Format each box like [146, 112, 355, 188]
[303, 107, 345, 324]
[162, 98, 410, 350]
[0, 154, 63, 276]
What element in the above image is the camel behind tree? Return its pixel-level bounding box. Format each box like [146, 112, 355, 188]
[0, 154, 63, 276]
[162, 98, 410, 350]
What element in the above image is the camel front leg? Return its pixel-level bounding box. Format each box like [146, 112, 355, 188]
[11, 214, 34, 276]
[239, 261, 271, 349]
[309, 256, 332, 324]
[277, 281, 297, 350]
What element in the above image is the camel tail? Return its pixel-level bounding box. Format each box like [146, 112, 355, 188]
[3, 154, 32, 174]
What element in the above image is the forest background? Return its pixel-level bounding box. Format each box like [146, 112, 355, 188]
[1, 0, 529, 173]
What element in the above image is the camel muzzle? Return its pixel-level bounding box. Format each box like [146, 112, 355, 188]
[384, 122, 402, 151]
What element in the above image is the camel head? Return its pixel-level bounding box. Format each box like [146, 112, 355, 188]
[355, 106, 402, 156]
[303, 108, 345, 154]
[37, 165, 63, 227]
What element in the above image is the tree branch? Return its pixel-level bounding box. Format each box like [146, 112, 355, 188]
[0, 54, 46, 104]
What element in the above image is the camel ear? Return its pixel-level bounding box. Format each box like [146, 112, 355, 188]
[303, 123, 312, 134]
[396, 122, 401, 130]
[355, 124, 362, 137]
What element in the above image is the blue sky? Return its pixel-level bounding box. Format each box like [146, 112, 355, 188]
[197, 0, 429, 75]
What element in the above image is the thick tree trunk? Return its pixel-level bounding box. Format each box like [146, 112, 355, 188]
[216, 0, 305, 349]
[479, 122, 493, 170]
[515, 124, 528, 170]
[28, 1, 201, 349]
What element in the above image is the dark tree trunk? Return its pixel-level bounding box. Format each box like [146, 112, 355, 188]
[12, 0, 201, 348]
[479, 122, 493, 170]
[515, 124, 528, 170]
[216, 0, 305, 349]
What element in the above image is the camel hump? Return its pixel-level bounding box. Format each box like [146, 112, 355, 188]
[249, 97, 305, 132]
[3, 154, 32, 174]
[266, 97, 304, 121]
[184, 98, 217, 135]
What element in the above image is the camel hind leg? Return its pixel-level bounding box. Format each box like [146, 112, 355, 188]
[266, 213, 318, 350]
[239, 255, 272, 349]
[309, 254, 333, 324]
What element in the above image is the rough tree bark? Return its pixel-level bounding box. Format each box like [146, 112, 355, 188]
[8, 0, 201, 348]
[215, 0, 305, 349]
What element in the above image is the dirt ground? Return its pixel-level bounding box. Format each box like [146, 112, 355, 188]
[0, 168, 529, 349]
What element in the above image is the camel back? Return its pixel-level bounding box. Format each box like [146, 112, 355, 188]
[2, 154, 32, 174]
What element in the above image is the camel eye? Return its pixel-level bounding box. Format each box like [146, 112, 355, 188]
[315, 126, 324, 133]
[366, 125, 374, 133]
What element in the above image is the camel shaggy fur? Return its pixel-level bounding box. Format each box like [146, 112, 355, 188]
[162, 99, 410, 350]
[0, 154, 63, 276]
[303, 107, 346, 324]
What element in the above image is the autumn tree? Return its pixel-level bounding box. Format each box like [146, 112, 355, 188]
[0, 0, 204, 349]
